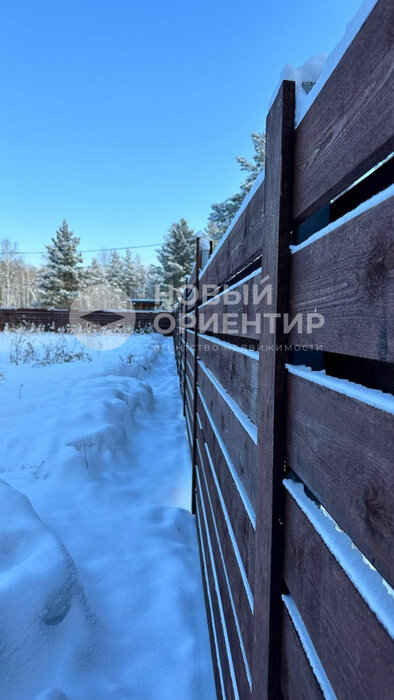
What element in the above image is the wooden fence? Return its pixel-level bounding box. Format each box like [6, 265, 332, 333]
[0, 307, 174, 333]
[174, 1, 394, 697]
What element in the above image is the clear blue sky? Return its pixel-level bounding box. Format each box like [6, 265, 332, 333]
[0, 0, 361, 267]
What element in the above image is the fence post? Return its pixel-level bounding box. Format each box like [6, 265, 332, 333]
[253, 80, 295, 699]
[190, 236, 201, 514]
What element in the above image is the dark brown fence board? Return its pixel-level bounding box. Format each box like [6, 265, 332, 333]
[283, 490, 394, 700]
[195, 488, 237, 700]
[173, 6, 394, 696]
[198, 360, 257, 508]
[198, 334, 259, 424]
[185, 380, 194, 416]
[185, 343, 195, 367]
[286, 370, 394, 587]
[293, 0, 394, 222]
[196, 425, 254, 663]
[198, 269, 262, 341]
[253, 80, 295, 699]
[0, 308, 174, 332]
[185, 328, 196, 349]
[196, 459, 252, 699]
[197, 394, 256, 591]
[200, 179, 265, 289]
[280, 605, 325, 700]
[185, 359, 194, 388]
[189, 263, 198, 289]
[195, 512, 225, 700]
[289, 196, 394, 360]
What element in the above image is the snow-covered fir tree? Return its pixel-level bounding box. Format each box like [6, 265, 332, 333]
[122, 251, 147, 298]
[157, 218, 195, 293]
[144, 264, 163, 301]
[105, 251, 124, 288]
[131, 254, 148, 299]
[84, 258, 108, 287]
[38, 221, 83, 308]
[207, 132, 265, 243]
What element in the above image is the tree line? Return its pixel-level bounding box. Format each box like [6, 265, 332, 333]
[0, 226, 161, 309]
[0, 131, 264, 308]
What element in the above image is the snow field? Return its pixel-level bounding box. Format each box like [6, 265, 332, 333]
[0, 331, 215, 699]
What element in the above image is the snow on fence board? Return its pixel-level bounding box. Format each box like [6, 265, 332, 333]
[199, 179, 265, 290]
[286, 370, 394, 589]
[195, 399, 256, 593]
[280, 602, 327, 700]
[198, 268, 263, 341]
[174, 3, 393, 696]
[283, 489, 394, 700]
[197, 335, 259, 425]
[289, 195, 394, 361]
[196, 459, 252, 700]
[293, 0, 394, 222]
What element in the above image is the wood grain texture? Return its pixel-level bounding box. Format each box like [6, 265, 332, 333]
[293, 0, 394, 222]
[280, 605, 325, 700]
[289, 196, 394, 360]
[283, 491, 394, 700]
[197, 394, 256, 591]
[196, 422, 254, 653]
[253, 80, 295, 700]
[185, 378, 193, 414]
[286, 371, 394, 588]
[200, 178, 265, 289]
[191, 236, 200, 514]
[198, 335, 259, 424]
[198, 269, 262, 341]
[195, 490, 235, 700]
[196, 457, 252, 699]
[198, 360, 257, 508]
[194, 505, 225, 700]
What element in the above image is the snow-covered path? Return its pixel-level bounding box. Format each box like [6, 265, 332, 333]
[0, 333, 215, 700]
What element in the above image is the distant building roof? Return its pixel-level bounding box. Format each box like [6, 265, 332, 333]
[130, 298, 161, 303]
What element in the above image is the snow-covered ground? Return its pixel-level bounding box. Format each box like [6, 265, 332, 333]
[0, 330, 215, 700]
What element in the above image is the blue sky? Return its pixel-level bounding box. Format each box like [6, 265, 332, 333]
[0, 0, 361, 267]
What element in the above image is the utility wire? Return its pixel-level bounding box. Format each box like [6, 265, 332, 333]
[10, 243, 161, 256]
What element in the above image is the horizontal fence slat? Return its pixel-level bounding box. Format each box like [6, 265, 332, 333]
[198, 360, 257, 508]
[293, 0, 394, 222]
[199, 269, 262, 341]
[200, 179, 264, 289]
[198, 335, 259, 424]
[196, 423, 254, 656]
[185, 379, 194, 414]
[286, 370, 394, 588]
[280, 605, 325, 700]
[289, 196, 394, 360]
[197, 394, 256, 590]
[196, 490, 236, 700]
[196, 458, 252, 699]
[0, 308, 174, 332]
[185, 328, 196, 348]
[283, 489, 394, 700]
[195, 517, 225, 700]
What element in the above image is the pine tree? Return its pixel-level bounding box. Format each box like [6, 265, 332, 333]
[132, 254, 147, 298]
[38, 221, 83, 308]
[122, 250, 144, 298]
[84, 258, 107, 287]
[144, 264, 163, 301]
[207, 132, 265, 243]
[157, 218, 195, 293]
[105, 251, 124, 288]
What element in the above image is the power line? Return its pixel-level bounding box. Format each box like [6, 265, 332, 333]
[11, 243, 161, 256]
